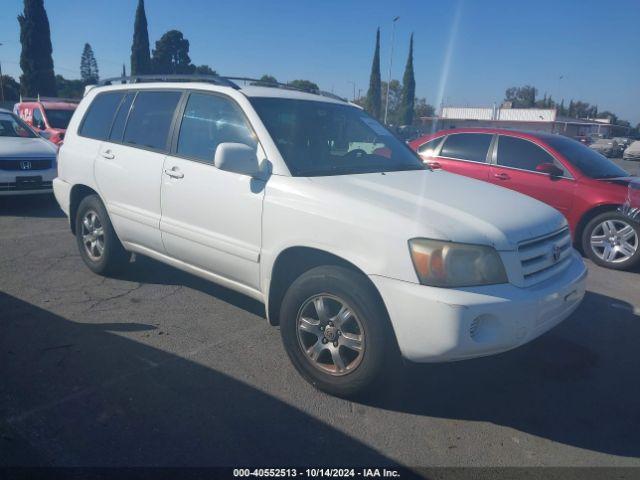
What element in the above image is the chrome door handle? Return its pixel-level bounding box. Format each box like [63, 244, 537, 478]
[164, 168, 184, 179]
[494, 173, 510, 180]
[101, 150, 115, 160]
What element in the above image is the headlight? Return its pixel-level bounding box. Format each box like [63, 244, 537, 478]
[408, 238, 508, 287]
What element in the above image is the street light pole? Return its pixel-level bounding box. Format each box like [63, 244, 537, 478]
[0, 43, 4, 103]
[383, 16, 399, 125]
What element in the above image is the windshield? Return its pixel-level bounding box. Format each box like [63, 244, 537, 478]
[250, 98, 426, 176]
[0, 112, 37, 138]
[545, 135, 629, 178]
[44, 108, 74, 129]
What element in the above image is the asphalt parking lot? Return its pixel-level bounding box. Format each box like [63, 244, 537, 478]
[1, 159, 639, 468]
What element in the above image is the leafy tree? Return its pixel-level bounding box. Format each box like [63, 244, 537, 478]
[558, 99, 566, 116]
[504, 85, 537, 108]
[80, 43, 99, 84]
[121, 63, 127, 83]
[380, 79, 402, 124]
[151, 30, 195, 74]
[0, 75, 21, 101]
[288, 79, 319, 94]
[194, 65, 217, 75]
[251, 74, 278, 86]
[130, 0, 151, 75]
[365, 28, 382, 119]
[55, 75, 85, 98]
[17, 0, 57, 96]
[398, 33, 416, 126]
[414, 98, 435, 119]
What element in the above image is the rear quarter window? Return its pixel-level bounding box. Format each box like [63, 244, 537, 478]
[78, 91, 126, 140]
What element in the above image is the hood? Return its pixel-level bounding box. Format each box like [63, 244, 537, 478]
[306, 170, 567, 251]
[0, 136, 57, 158]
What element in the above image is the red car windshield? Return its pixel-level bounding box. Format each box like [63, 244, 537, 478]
[544, 135, 629, 179]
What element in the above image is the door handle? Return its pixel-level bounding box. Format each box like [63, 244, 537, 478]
[428, 161, 442, 169]
[163, 167, 184, 179]
[101, 150, 115, 160]
[494, 172, 510, 180]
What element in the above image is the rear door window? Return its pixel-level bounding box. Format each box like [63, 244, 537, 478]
[109, 92, 136, 142]
[79, 92, 126, 140]
[123, 91, 182, 151]
[439, 133, 493, 163]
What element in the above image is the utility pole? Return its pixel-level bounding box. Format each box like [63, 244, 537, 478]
[0, 43, 4, 103]
[383, 16, 399, 125]
[348, 81, 356, 101]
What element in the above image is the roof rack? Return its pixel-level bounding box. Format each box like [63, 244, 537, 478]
[96, 74, 348, 102]
[97, 74, 240, 89]
[226, 77, 348, 102]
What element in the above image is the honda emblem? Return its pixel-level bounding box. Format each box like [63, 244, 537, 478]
[19, 161, 32, 170]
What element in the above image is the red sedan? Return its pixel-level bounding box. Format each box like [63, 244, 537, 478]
[410, 128, 639, 270]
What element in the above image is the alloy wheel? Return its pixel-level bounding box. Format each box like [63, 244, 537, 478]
[81, 210, 105, 261]
[590, 219, 638, 264]
[296, 294, 365, 376]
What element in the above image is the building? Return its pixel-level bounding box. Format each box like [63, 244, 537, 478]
[417, 106, 626, 139]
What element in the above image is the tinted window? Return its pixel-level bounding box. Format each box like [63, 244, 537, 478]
[0, 112, 37, 138]
[79, 92, 125, 140]
[250, 98, 425, 176]
[109, 92, 135, 141]
[177, 93, 257, 163]
[417, 137, 444, 156]
[33, 108, 45, 129]
[123, 91, 181, 151]
[44, 108, 74, 129]
[544, 135, 629, 179]
[497, 136, 561, 172]
[440, 133, 492, 162]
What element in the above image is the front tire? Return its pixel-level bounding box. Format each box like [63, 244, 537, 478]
[581, 212, 640, 270]
[75, 195, 129, 275]
[279, 265, 393, 397]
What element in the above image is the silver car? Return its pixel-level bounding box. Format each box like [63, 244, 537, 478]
[589, 138, 620, 158]
[0, 108, 58, 196]
[623, 140, 640, 161]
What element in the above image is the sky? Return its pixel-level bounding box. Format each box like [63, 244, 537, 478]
[1, 0, 639, 124]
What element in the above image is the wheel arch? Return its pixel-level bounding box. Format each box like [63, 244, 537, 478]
[574, 204, 622, 249]
[266, 246, 389, 329]
[69, 184, 100, 234]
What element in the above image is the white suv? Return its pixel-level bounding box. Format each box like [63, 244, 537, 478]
[53, 76, 587, 396]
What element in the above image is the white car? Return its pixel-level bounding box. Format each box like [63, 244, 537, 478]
[53, 77, 587, 396]
[0, 109, 58, 195]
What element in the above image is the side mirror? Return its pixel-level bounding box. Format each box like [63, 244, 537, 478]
[535, 162, 563, 177]
[214, 142, 260, 177]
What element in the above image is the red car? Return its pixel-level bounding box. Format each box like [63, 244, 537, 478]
[410, 128, 639, 270]
[14, 99, 78, 145]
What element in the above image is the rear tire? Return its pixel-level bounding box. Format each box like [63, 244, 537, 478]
[279, 265, 393, 397]
[75, 195, 129, 275]
[581, 211, 640, 270]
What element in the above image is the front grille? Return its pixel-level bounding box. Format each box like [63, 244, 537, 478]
[0, 181, 53, 191]
[518, 227, 572, 286]
[0, 158, 54, 171]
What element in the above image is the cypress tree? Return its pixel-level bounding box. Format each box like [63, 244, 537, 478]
[17, 0, 57, 97]
[121, 64, 127, 84]
[398, 33, 416, 126]
[130, 0, 151, 75]
[365, 28, 382, 120]
[80, 43, 99, 84]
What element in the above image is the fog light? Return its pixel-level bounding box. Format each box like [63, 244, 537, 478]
[469, 314, 500, 343]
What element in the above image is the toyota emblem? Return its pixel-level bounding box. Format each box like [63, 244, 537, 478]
[552, 244, 562, 262]
[19, 160, 32, 170]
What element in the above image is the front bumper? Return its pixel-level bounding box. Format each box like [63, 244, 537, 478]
[0, 168, 56, 196]
[370, 251, 587, 363]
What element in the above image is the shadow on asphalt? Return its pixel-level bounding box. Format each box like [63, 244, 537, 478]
[0, 291, 393, 467]
[363, 291, 640, 458]
[0, 195, 64, 219]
